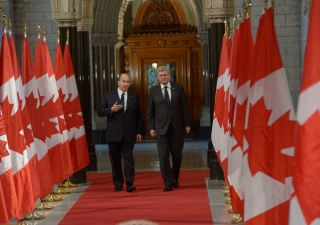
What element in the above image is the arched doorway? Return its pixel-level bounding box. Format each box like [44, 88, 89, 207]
[124, 1, 203, 135]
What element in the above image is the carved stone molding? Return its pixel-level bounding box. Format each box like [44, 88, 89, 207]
[51, 0, 82, 27]
[77, 0, 94, 31]
[134, 0, 186, 34]
[117, 2, 128, 41]
[198, 31, 208, 45]
[202, 0, 234, 24]
[128, 32, 198, 38]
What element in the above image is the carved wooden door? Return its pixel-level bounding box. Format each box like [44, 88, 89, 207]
[124, 35, 203, 134]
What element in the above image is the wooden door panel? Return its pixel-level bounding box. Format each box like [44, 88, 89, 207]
[124, 34, 203, 134]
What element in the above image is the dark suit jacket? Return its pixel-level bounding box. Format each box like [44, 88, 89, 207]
[147, 82, 191, 135]
[97, 90, 144, 143]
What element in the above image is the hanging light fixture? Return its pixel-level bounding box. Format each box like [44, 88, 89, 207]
[125, 0, 181, 4]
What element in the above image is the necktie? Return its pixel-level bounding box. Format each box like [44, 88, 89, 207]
[164, 86, 170, 107]
[121, 92, 125, 111]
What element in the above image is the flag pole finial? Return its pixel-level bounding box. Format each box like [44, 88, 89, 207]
[3, 14, 6, 28]
[67, 29, 70, 43]
[243, 2, 248, 18]
[232, 17, 237, 33]
[42, 26, 46, 39]
[8, 19, 12, 32]
[37, 23, 41, 37]
[247, 0, 252, 17]
[263, 0, 268, 12]
[237, 9, 242, 26]
[24, 22, 27, 36]
[224, 17, 229, 36]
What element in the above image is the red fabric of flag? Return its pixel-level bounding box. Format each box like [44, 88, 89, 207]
[63, 43, 90, 171]
[289, 1, 320, 224]
[54, 42, 78, 172]
[211, 34, 231, 184]
[0, 30, 35, 220]
[243, 7, 295, 225]
[228, 17, 254, 218]
[0, 107, 18, 223]
[9, 33, 42, 202]
[22, 35, 53, 199]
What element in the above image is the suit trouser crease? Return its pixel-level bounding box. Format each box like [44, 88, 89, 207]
[108, 138, 135, 188]
[156, 124, 184, 187]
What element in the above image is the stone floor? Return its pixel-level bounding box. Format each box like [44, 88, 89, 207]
[10, 140, 238, 225]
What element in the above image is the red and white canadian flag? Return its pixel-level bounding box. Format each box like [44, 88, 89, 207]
[243, 6, 295, 224]
[225, 24, 242, 214]
[22, 34, 53, 199]
[289, 1, 320, 224]
[54, 40, 78, 172]
[0, 28, 35, 220]
[0, 106, 18, 223]
[33, 36, 71, 184]
[9, 31, 42, 202]
[228, 17, 254, 218]
[42, 37, 74, 182]
[63, 41, 90, 170]
[211, 33, 232, 183]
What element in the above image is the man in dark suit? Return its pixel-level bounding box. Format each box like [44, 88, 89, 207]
[97, 73, 144, 192]
[147, 66, 191, 192]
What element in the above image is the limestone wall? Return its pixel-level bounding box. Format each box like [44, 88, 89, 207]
[233, 0, 302, 110]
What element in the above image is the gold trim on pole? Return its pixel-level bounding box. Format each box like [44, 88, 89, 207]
[3, 14, 6, 28]
[231, 216, 245, 224]
[35, 199, 55, 210]
[53, 183, 71, 194]
[224, 192, 230, 197]
[225, 200, 232, 205]
[61, 178, 79, 187]
[23, 210, 45, 220]
[43, 192, 63, 202]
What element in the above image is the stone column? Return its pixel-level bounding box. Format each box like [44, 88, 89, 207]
[51, 0, 96, 183]
[91, 34, 119, 141]
[202, 0, 234, 183]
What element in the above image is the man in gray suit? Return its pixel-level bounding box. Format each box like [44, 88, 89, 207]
[147, 66, 191, 191]
[97, 73, 144, 192]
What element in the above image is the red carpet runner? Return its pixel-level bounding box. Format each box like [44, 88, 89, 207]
[60, 170, 213, 225]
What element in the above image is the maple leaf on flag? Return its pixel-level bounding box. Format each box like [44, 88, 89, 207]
[0, 113, 9, 161]
[247, 98, 295, 183]
[25, 92, 48, 143]
[213, 87, 225, 127]
[73, 112, 85, 130]
[1, 96, 26, 155]
[222, 88, 230, 133]
[43, 118, 61, 140]
[231, 98, 248, 152]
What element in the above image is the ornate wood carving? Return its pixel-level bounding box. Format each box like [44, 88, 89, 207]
[134, 0, 188, 34]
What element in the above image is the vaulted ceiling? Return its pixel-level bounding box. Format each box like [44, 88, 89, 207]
[92, 0, 206, 40]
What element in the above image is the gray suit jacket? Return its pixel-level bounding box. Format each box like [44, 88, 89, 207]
[97, 90, 144, 142]
[147, 82, 191, 135]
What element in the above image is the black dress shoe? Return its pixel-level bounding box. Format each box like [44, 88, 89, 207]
[173, 180, 179, 188]
[163, 186, 173, 192]
[114, 187, 123, 192]
[126, 185, 136, 192]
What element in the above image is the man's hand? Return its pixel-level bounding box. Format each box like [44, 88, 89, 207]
[136, 134, 142, 142]
[185, 126, 191, 134]
[111, 101, 123, 112]
[150, 129, 156, 138]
